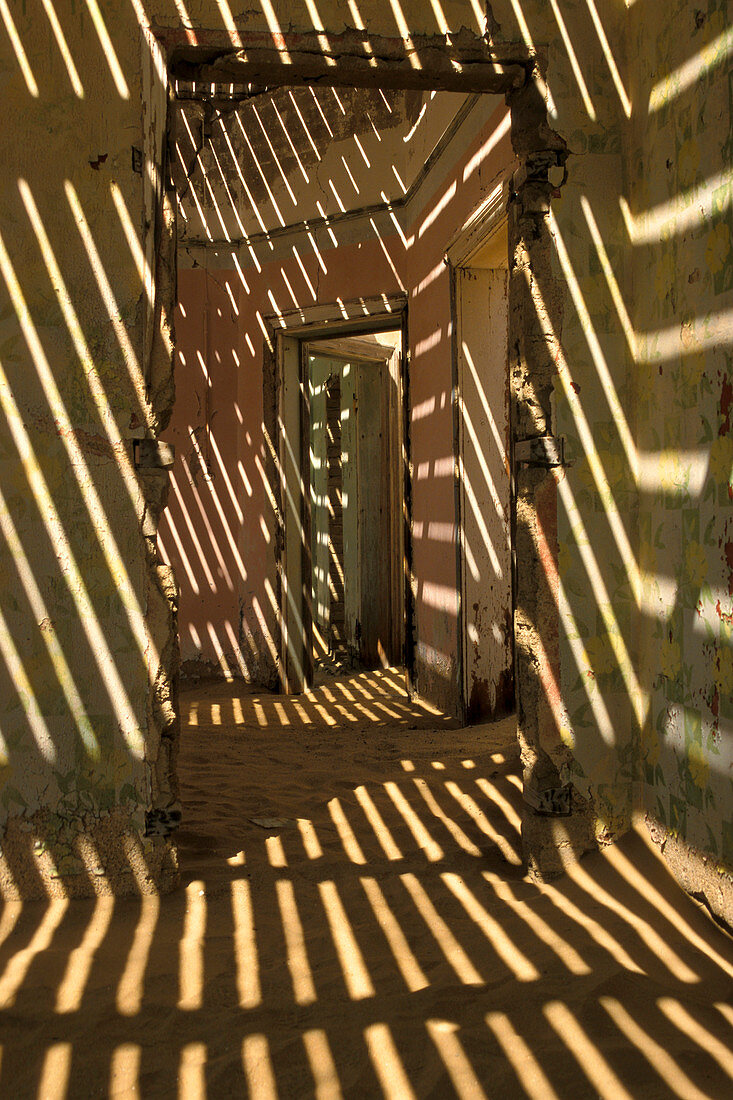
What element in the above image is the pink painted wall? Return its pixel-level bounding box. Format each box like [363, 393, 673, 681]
[162, 101, 512, 714]
[162, 269, 244, 677]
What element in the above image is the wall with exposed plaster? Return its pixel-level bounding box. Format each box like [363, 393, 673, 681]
[0, 0, 177, 896]
[630, 0, 733, 879]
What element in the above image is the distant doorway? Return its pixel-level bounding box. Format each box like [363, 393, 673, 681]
[306, 331, 404, 675]
[268, 296, 411, 694]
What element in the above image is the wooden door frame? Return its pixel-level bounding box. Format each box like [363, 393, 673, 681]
[445, 182, 513, 723]
[262, 295, 411, 694]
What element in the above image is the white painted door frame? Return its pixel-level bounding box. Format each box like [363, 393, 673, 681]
[446, 183, 514, 722]
[270, 296, 409, 694]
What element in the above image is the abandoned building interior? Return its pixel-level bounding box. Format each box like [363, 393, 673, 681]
[0, 0, 731, 1096]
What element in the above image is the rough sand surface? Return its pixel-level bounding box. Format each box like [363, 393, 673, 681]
[0, 668, 731, 1098]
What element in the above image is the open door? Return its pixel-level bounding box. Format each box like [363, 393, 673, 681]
[449, 205, 514, 722]
[272, 298, 410, 695]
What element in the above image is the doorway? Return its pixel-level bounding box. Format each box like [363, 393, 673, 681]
[307, 330, 404, 676]
[270, 298, 411, 695]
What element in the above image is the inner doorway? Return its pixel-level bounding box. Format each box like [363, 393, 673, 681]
[307, 330, 404, 675]
[274, 299, 410, 696]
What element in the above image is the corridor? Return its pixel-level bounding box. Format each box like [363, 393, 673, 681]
[0, 670, 730, 1097]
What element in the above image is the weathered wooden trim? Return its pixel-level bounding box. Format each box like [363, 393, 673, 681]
[166, 30, 529, 93]
[304, 335, 398, 363]
[444, 179, 511, 268]
[299, 341, 314, 691]
[448, 261, 467, 725]
[262, 331, 283, 690]
[265, 294, 408, 336]
[399, 309, 416, 691]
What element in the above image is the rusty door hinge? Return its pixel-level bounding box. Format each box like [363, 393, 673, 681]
[514, 435, 565, 468]
[134, 439, 175, 469]
[524, 784, 572, 816]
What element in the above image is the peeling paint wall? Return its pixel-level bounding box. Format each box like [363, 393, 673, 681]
[0, 1, 178, 896]
[491, 0, 731, 907]
[629, 0, 733, 874]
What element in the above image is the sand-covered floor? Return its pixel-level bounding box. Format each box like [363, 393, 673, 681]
[0, 667, 731, 1098]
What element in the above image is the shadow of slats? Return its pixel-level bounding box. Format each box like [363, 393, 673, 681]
[0, 671, 731, 1098]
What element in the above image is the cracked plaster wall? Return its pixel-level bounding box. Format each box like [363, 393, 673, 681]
[492, 0, 731, 914]
[629, 0, 733, 903]
[0, 0, 178, 896]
